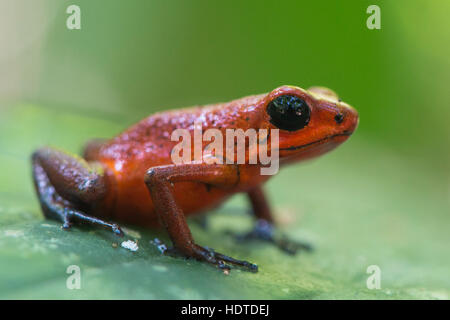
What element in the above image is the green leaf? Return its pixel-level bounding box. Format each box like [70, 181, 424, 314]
[0, 104, 448, 299]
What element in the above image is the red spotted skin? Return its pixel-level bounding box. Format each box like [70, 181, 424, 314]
[85, 85, 358, 228]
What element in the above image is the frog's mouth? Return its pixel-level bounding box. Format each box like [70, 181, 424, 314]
[278, 131, 353, 151]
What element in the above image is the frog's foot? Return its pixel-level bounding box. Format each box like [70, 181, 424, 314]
[228, 219, 313, 255]
[38, 179, 124, 236]
[151, 238, 258, 273]
[61, 207, 124, 237]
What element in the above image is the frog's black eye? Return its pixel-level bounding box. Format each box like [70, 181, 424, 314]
[266, 95, 311, 131]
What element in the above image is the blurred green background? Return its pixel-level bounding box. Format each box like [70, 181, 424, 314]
[0, 0, 449, 299]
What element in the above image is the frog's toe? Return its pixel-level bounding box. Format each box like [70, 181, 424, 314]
[227, 219, 313, 255]
[273, 236, 313, 255]
[212, 250, 258, 272]
[191, 244, 258, 273]
[151, 239, 257, 273]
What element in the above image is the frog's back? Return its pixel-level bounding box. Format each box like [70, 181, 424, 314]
[97, 93, 264, 169]
[90, 94, 265, 226]
[99, 108, 202, 169]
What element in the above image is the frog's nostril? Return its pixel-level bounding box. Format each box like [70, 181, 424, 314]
[334, 113, 344, 124]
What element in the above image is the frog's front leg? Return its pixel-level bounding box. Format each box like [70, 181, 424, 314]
[232, 186, 313, 255]
[32, 147, 123, 236]
[144, 163, 257, 273]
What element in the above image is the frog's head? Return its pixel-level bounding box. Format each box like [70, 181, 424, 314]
[258, 85, 358, 164]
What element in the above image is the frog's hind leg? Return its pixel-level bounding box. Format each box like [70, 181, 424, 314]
[31, 147, 123, 236]
[229, 186, 312, 255]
